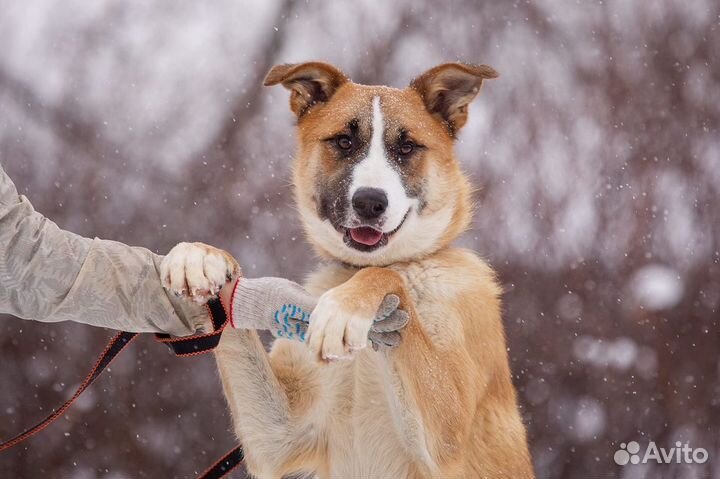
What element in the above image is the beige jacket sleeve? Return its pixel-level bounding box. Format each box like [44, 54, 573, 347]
[0, 164, 208, 335]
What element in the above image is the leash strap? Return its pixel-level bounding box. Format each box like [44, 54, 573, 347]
[0, 330, 138, 452]
[0, 298, 245, 478]
[199, 445, 245, 479]
[154, 299, 228, 356]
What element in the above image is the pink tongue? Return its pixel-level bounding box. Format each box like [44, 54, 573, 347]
[350, 227, 383, 246]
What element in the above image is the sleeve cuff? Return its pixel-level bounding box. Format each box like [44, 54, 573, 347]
[230, 278, 279, 330]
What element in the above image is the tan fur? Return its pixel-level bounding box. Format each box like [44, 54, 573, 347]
[212, 62, 534, 478]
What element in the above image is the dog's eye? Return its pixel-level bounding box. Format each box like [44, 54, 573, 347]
[399, 141, 414, 156]
[336, 135, 352, 151]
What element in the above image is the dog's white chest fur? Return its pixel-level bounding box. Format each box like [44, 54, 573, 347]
[323, 354, 416, 477]
[295, 264, 415, 476]
[293, 258, 463, 477]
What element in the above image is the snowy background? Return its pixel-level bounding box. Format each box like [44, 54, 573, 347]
[1, 0, 719, 477]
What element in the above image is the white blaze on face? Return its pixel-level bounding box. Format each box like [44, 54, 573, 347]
[349, 96, 414, 231]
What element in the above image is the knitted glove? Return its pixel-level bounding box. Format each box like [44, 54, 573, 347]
[231, 277, 408, 350]
[367, 294, 409, 351]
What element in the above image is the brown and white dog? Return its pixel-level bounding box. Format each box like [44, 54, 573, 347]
[162, 62, 534, 478]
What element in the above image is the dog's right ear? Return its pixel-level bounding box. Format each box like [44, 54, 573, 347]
[264, 62, 348, 118]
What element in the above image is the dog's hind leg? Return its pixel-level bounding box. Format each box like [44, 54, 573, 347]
[214, 329, 323, 478]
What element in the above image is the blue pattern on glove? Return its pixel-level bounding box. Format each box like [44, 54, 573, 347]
[274, 303, 310, 341]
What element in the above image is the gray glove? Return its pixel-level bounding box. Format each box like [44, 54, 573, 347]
[231, 277, 409, 350]
[367, 294, 409, 351]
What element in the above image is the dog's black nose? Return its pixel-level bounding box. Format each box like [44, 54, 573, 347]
[352, 188, 388, 220]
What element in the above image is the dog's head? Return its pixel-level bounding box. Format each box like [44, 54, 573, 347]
[265, 61, 497, 266]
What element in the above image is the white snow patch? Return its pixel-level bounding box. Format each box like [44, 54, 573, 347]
[630, 264, 684, 311]
[573, 335, 638, 371]
[573, 397, 606, 442]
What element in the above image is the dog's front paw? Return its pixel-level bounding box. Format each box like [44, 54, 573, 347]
[306, 287, 376, 361]
[160, 242, 239, 304]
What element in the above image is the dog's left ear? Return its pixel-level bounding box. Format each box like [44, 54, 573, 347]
[410, 63, 498, 136]
[264, 62, 349, 118]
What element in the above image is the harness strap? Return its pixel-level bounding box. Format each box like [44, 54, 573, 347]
[0, 298, 245, 479]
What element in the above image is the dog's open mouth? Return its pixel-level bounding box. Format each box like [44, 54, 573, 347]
[344, 227, 388, 252]
[342, 211, 409, 252]
[349, 227, 384, 246]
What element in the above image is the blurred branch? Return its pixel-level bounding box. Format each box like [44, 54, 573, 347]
[202, 0, 299, 157]
[0, 65, 170, 187]
[0, 65, 112, 156]
[353, 9, 418, 85]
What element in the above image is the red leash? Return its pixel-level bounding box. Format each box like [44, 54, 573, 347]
[0, 299, 245, 479]
[0, 331, 137, 452]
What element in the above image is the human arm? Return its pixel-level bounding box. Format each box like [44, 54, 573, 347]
[0, 163, 210, 335]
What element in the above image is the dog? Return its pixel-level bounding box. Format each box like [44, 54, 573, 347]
[161, 61, 534, 478]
